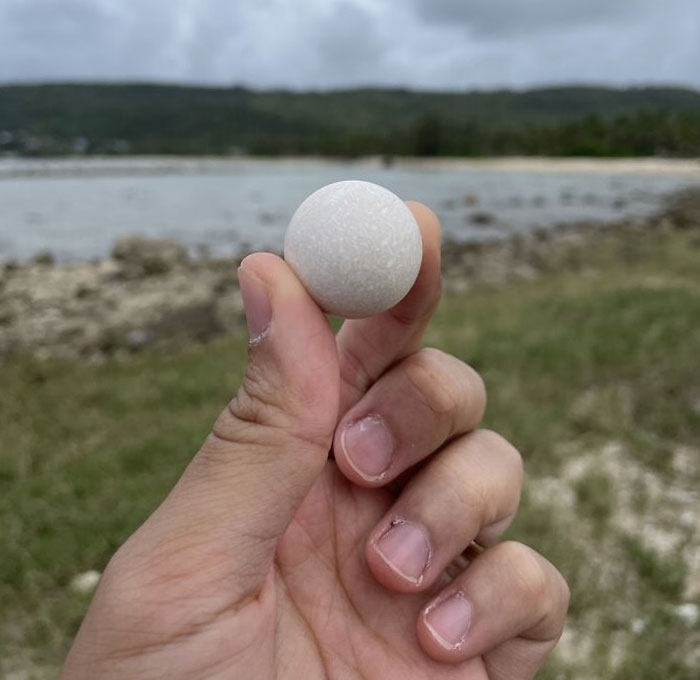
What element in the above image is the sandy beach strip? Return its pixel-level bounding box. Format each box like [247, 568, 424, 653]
[396, 156, 700, 176]
[1, 155, 699, 179]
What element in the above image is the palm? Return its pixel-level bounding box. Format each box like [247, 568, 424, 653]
[93, 460, 481, 680]
[95, 461, 482, 679]
[266, 463, 486, 679]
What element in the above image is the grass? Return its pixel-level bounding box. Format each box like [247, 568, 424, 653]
[1, 228, 700, 678]
[573, 468, 614, 528]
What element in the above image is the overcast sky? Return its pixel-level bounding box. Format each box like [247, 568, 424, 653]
[1, 0, 698, 90]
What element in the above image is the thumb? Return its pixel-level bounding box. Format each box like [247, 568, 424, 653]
[129, 252, 339, 602]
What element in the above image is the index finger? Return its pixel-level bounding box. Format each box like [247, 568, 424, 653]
[336, 201, 442, 415]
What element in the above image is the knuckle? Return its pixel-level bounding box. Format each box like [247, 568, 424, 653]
[429, 448, 499, 533]
[213, 362, 332, 453]
[239, 359, 292, 416]
[405, 348, 466, 419]
[405, 349, 487, 431]
[470, 428, 508, 449]
[415, 346, 449, 367]
[500, 541, 551, 603]
[496, 542, 569, 640]
[472, 429, 523, 475]
[432, 454, 482, 514]
[233, 360, 284, 422]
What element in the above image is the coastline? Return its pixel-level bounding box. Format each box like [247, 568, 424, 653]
[2, 185, 698, 362]
[1, 155, 699, 180]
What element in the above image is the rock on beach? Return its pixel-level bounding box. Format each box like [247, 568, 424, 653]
[1, 187, 699, 361]
[0, 236, 243, 360]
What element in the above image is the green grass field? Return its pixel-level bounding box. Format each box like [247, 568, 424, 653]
[1, 228, 699, 679]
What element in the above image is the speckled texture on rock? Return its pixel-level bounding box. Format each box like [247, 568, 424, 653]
[283, 180, 423, 318]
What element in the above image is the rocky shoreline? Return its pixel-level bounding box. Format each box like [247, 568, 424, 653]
[0, 237, 244, 361]
[1, 187, 699, 362]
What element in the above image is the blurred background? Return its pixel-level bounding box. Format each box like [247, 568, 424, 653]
[1, 1, 699, 678]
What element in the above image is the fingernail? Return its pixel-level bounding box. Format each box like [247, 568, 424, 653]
[424, 592, 472, 650]
[374, 520, 431, 584]
[238, 266, 271, 346]
[341, 414, 395, 480]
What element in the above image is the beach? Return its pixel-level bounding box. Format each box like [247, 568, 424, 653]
[2, 155, 700, 180]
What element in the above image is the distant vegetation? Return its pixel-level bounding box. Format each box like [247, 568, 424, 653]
[1, 83, 700, 157]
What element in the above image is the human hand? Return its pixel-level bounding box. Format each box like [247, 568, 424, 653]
[61, 204, 569, 679]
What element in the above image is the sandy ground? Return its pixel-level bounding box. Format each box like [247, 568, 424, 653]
[1, 155, 699, 179]
[399, 156, 700, 175]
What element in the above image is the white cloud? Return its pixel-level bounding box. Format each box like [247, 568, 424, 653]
[409, 0, 639, 37]
[0, 0, 698, 89]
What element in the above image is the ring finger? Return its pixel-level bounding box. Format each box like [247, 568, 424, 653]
[365, 429, 523, 593]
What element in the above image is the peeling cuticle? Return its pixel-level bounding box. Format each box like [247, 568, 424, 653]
[377, 517, 406, 537]
[248, 326, 270, 348]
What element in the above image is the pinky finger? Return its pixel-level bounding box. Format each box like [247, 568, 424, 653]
[416, 541, 569, 678]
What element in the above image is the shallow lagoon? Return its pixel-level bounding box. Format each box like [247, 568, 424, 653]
[0, 157, 697, 261]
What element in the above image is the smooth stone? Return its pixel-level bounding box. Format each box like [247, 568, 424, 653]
[284, 180, 423, 318]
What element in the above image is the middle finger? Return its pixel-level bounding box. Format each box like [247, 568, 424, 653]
[333, 347, 486, 486]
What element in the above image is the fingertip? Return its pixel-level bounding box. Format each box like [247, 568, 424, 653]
[236, 250, 339, 424]
[238, 251, 324, 325]
[405, 202, 442, 270]
[387, 202, 442, 324]
[239, 251, 285, 281]
[406, 201, 442, 242]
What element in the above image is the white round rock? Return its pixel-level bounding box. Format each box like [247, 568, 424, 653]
[284, 180, 423, 318]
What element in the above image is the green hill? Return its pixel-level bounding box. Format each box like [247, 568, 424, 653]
[1, 83, 700, 157]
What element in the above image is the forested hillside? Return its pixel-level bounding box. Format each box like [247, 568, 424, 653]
[2, 83, 699, 157]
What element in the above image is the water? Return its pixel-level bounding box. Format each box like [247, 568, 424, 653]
[0, 158, 697, 261]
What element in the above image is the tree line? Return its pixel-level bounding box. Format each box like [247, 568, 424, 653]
[1, 83, 699, 157]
